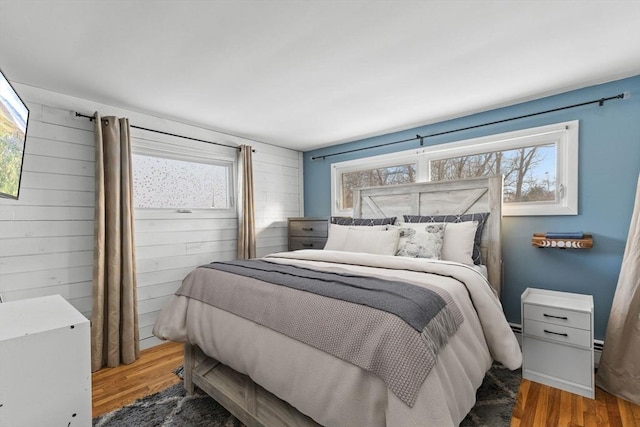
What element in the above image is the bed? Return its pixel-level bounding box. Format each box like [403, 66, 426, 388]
[153, 176, 522, 426]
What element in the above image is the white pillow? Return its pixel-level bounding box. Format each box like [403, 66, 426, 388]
[395, 223, 445, 259]
[440, 221, 478, 265]
[342, 227, 400, 255]
[396, 221, 478, 265]
[324, 223, 387, 251]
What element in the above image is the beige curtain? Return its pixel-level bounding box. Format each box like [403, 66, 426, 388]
[91, 113, 139, 372]
[596, 173, 640, 404]
[238, 145, 256, 259]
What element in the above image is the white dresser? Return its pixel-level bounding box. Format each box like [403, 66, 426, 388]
[0, 295, 92, 426]
[521, 288, 594, 399]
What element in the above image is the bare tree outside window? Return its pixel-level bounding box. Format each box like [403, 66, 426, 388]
[341, 164, 416, 209]
[430, 144, 556, 203]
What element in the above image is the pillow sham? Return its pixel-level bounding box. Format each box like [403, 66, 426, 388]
[439, 221, 478, 265]
[403, 213, 489, 265]
[395, 223, 445, 259]
[342, 227, 400, 255]
[324, 223, 388, 251]
[396, 221, 477, 265]
[330, 216, 397, 226]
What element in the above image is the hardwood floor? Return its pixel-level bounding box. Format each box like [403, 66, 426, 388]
[91, 341, 183, 417]
[92, 341, 640, 426]
[512, 379, 640, 427]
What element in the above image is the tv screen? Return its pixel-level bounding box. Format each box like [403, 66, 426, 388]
[0, 68, 29, 200]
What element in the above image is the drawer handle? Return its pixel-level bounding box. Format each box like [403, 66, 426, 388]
[302, 243, 314, 247]
[543, 313, 568, 320]
[302, 227, 314, 231]
[543, 329, 568, 337]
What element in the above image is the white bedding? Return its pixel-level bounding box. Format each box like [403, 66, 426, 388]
[471, 263, 488, 279]
[154, 250, 521, 426]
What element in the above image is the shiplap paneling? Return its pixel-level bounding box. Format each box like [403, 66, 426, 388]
[0, 84, 303, 350]
[0, 220, 93, 238]
[0, 206, 95, 221]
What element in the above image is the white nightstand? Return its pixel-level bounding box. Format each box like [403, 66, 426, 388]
[0, 295, 92, 426]
[521, 288, 594, 399]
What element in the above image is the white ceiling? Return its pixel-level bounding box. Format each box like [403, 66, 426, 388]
[1, 1, 639, 151]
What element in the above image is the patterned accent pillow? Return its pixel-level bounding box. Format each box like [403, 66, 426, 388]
[395, 223, 445, 259]
[403, 213, 490, 265]
[330, 216, 396, 226]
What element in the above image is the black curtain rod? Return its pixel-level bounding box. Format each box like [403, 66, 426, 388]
[75, 112, 254, 152]
[311, 92, 628, 160]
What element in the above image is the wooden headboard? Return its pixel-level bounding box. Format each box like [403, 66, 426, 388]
[352, 176, 503, 297]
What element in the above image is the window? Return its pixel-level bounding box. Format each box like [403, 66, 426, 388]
[332, 155, 418, 215]
[132, 154, 231, 209]
[332, 121, 578, 216]
[131, 134, 235, 213]
[430, 144, 557, 204]
[340, 163, 416, 210]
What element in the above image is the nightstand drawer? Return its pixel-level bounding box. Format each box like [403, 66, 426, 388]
[523, 336, 593, 390]
[524, 319, 591, 348]
[523, 303, 590, 330]
[289, 237, 327, 250]
[289, 220, 328, 238]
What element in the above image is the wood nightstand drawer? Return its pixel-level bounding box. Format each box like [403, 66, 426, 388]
[523, 304, 591, 330]
[288, 237, 327, 250]
[288, 220, 328, 237]
[523, 319, 591, 348]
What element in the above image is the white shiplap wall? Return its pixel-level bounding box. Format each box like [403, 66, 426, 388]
[0, 84, 303, 349]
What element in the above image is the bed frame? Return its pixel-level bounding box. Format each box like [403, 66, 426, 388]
[183, 175, 504, 427]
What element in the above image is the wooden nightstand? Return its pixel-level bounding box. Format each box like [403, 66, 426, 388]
[521, 288, 594, 398]
[288, 217, 328, 250]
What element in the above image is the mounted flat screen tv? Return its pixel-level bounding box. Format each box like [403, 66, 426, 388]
[0, 68, 29, 200]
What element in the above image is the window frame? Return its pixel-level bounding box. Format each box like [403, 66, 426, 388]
[331, 120, 579, 216]
[131, 132, 237, 218]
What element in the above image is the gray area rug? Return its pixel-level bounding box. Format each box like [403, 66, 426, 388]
[93, 363, 521, 426]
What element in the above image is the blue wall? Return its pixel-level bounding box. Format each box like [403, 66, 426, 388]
[303, 75, 640, 340]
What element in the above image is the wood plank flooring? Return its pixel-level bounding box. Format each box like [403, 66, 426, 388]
[92, 341, 640, 426]
[512, 378, 640, 426]
[91, 341, 183, 417]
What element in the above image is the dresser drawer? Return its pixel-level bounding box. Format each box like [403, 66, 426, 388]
[289, 237, 327, 250]
[523, 303, 590, 330]
[523, 319, 591, 348]
[288, 220, 328, 238]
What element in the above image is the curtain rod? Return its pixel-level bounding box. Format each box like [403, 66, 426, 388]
[75, 112, 254, 152]
[311, 92, 628, 161]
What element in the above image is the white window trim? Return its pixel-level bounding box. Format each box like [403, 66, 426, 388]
[331, 120, 579, 216]
[131, 133, 237, 218]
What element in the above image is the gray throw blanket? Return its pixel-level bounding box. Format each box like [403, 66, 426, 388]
[176, 259, 464, 406]
[203, 260, 448, 332]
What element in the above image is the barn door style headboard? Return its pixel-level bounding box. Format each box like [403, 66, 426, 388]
[352, 176, 504, 296]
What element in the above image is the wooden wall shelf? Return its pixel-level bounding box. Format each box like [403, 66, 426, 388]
[532, 233, 593, 249]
